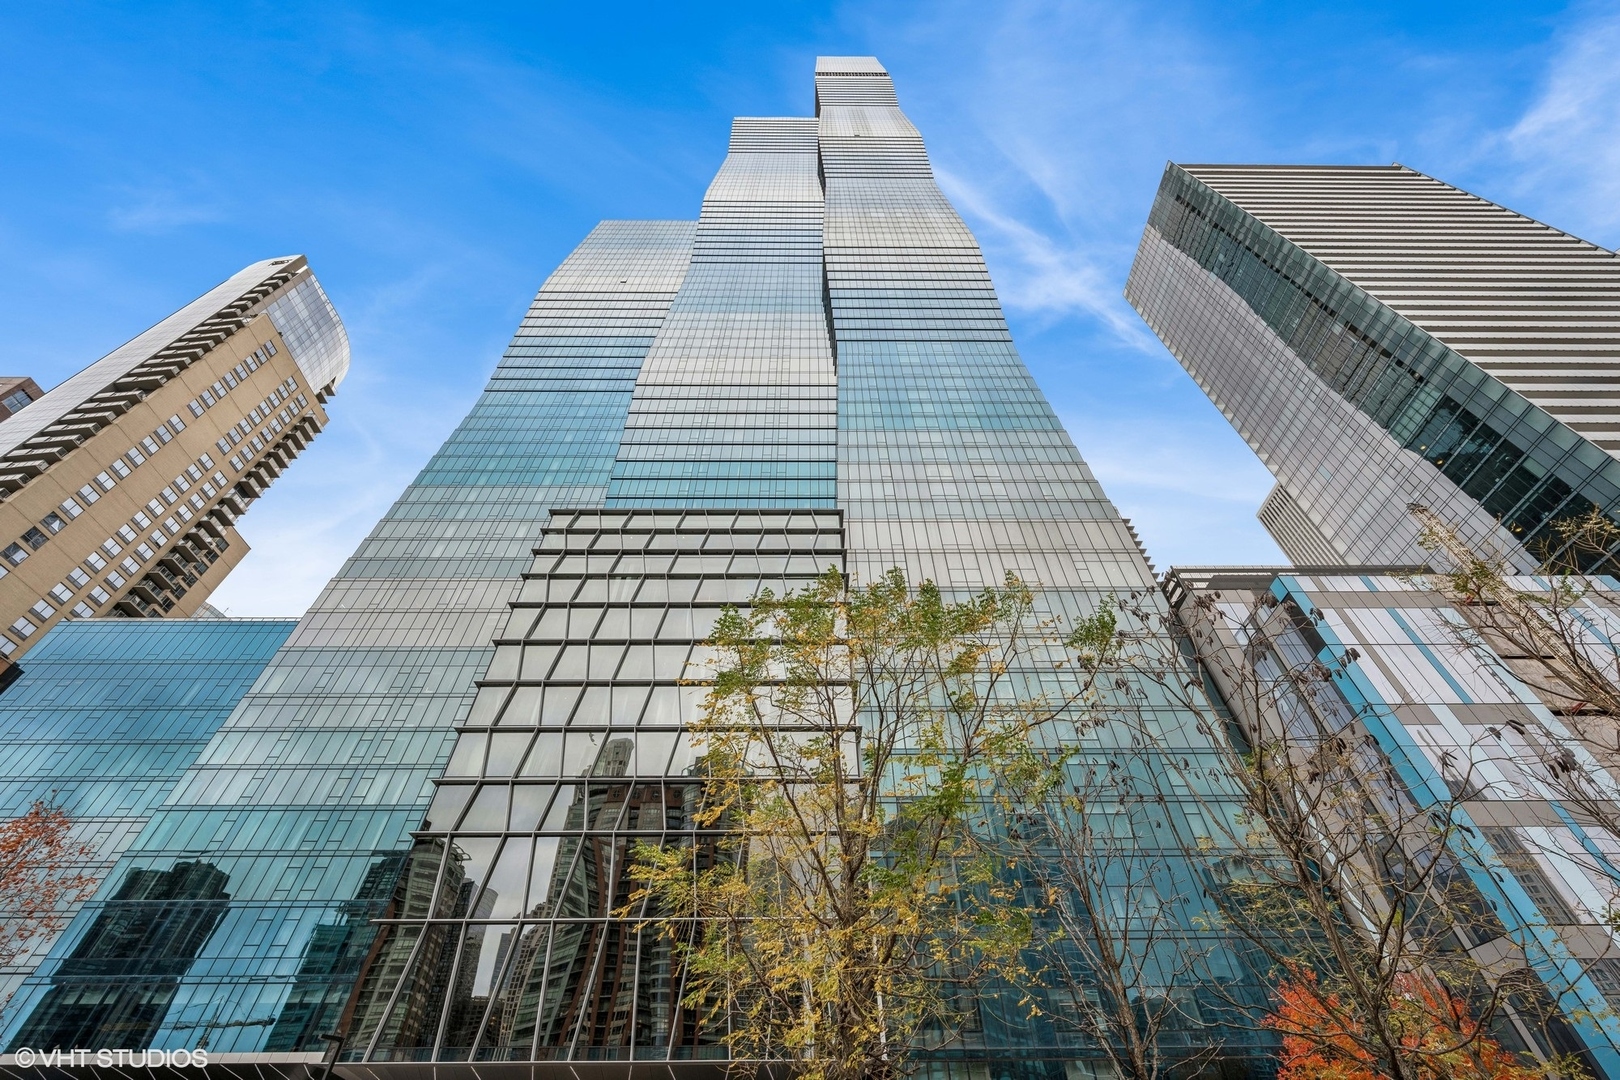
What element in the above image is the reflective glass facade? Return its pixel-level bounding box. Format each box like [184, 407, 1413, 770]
[3, 223, 695, 1056]
[0, 618, 294, 1025]
[349, 509, 843, 1062]
[1169, 569, 1620, 1076]
[607, 119, 835, 509]
[1127, 165, 1620, 571]
[6, 59, 1274, 1075]
[814, 60, 1268, 1071]
[339, 58, 1272, 1073]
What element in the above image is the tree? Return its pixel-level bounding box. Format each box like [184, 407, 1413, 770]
[0, 801, 96, 1011]
[1410, 503, 1620, 728]
[1408, 504, 1620, 1022]
[625, 567, 1045, 1080]
[1410, 504, 1620, 873]
[1105, 583, 1569, 1080]
[991, 602, 1225, 1080]
[1268, 970, 1548, 1080]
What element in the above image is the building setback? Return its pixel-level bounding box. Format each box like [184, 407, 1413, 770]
[0, 257, 347, 669]
[1126, 165, 1620, 571]
[3, 59, 1270, 1074]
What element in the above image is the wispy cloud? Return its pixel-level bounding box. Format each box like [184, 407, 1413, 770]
[1503, 4, 1620, 241]
[936, 165, 1154, 347]
[844, 0, 1285, 566]
[105, 178, 227, 232]
[859, 0, 1247, 347]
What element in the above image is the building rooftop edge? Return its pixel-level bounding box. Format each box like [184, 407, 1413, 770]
[815, 55, 888, 74]
[1173, 162, 1413, 171]
[0, 255, 309, 459]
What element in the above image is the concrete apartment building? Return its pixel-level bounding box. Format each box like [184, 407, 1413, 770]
[0, 256, 348, 668]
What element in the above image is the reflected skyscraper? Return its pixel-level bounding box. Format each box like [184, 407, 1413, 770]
[7, 58, 1271, 1074]
[0, 617, 294, 1011]
[10, 860, 231, 1051]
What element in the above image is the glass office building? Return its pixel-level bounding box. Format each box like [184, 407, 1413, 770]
[1126, 165, 1620, 571]
[4, 58, 1272, 1074]
[0, 618, 294, 1023]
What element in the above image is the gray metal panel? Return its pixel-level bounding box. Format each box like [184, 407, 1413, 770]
[1183, 164, 1620, 453]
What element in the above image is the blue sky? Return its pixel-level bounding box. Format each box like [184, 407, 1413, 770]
[2, 1, 1617, 616]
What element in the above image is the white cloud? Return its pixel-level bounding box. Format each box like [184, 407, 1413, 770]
[935, 165, 1155, 347]
[105, 178, 227, 232]
[1504, 6, 1620, 241]
[1065, 410, 1284, 568]
[852, 1, 1251, 345]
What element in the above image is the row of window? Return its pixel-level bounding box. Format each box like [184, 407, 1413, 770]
[210, 379, 306, 475]
[183, 340, 279, 423]
[8, 577, 111, 652]
[2, 446, 229, 649]
[8, 362, 314, 641]
[0, 411, 191, 575]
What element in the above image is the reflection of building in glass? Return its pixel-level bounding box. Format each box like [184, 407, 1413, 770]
[0, 617, 293, 1011]
[2, 211, 701, 1056]
[2, 56, 1277, 1075]
[1126, 166, 1620, 571]
[263, 850, 406, 1052]
[341, 839, 469, 1055]
[8, 860, 230, 1051]
[335, 54, 1274, 1073]
[495, 736, 688, 1057]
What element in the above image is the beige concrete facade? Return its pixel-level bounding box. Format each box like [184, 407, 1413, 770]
[0, 378, 43, 422]
[0, 256, 347, 667]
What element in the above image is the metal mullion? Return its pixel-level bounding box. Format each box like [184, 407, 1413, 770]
[527, 923, 560, 1061]
[360, 917, 433, 1062]
[531, 825, 592, 1056]
[427, 921, 473, 1060]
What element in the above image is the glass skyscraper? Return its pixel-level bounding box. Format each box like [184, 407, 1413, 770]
[1126, 165, 1620, 571]
[0, 618, 295, 1026]
[4, 58, 1271, 1074]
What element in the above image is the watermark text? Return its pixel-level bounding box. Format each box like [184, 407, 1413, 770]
[12, 1047, 208, 1067]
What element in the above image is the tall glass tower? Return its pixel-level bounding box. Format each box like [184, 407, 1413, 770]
[5, 58, 1270, 1074]
[1126, 165, 1620, 571]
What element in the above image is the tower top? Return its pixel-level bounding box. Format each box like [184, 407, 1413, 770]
[815, 56, 887, 74]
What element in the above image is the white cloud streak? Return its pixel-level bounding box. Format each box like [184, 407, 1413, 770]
[870, 1, 1246, 327]
[1504, 5, 1620, 242]
[105, 178, 227, 232]
[935, 165, 1155, 346]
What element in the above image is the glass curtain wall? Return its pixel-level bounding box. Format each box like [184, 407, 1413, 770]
[345, 56, 1275, 1075]
[352, 110, 846, 1064]
[2, 223, 696, 1054]
[816, 57, 1273, 1068]
[10, 58, 1279, 1075]
[1134, 165, 1620, 568]
[0, 619, 294, 1024]
[606, 118, 837, 509]
[348, 509, 843, 1062]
